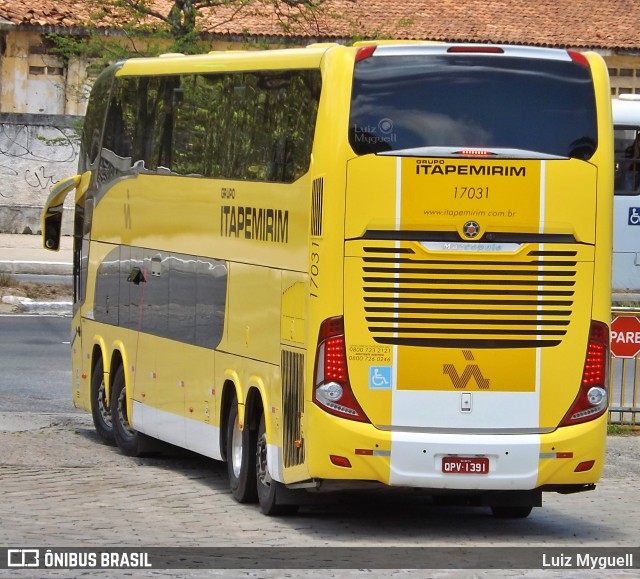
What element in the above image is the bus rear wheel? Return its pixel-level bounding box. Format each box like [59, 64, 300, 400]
[256, 412, 298, 516]
[90, 357, 115, 444]
[111, 364, 142, 457]
[490, 505, 533, 519]
[226, 395, 258, 503]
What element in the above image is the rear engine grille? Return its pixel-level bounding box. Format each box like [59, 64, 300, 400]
[282, 349, 305, 467]
[362, 247, 577, 349]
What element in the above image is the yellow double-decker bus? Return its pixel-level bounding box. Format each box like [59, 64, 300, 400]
[43, 42, 612, 518]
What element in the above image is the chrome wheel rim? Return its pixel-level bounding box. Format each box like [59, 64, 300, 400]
[256, 430, 271, 488]
[117, 387, 135, 436]
[231, 414, 243, 478]
[97, 379, 111, 427]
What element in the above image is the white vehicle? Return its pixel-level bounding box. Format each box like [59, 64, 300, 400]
[613, 95, 640, 290]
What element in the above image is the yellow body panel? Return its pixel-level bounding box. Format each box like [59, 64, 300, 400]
[45, 43, 612, 505]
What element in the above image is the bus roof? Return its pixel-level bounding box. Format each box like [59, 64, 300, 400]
[612, 96, 640, 126]
[114, 41, 585, 78]
[117, 44, 339, 76]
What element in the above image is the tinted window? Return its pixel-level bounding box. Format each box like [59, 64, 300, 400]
[98, 69, 321, 184]
[614, 126, 640, 195]
[80, 65, 117, 172]
[349, 55, 597, 159]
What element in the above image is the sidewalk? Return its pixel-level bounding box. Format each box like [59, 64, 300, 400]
[0, 233, 72, 314]
[0, 233, 72, 275]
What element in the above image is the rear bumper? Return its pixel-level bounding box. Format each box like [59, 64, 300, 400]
[305, 404, 607, 491]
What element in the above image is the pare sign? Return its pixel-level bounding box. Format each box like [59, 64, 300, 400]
[610, 316, 640, 358]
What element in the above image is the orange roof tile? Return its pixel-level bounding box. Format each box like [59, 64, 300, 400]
[0, 0, 638, 51]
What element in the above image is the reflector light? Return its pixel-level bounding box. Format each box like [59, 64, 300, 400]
[447, 46, 504, 54]
[355, 449, 374, 456]
[555, 452, 574, 459]
[560, 321, 609, 426]
[575, 460, 595, 472]
[330, 455, 352, 468]
[355, 45, 376, 62]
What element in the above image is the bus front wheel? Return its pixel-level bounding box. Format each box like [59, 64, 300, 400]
[111, 365, 142, 457]
[226, 396, 258, 503]
[90, 357, 115, 445]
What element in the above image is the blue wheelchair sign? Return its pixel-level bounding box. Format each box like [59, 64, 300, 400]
[629, 207, 640, 225]
[369, 366, 392, 390]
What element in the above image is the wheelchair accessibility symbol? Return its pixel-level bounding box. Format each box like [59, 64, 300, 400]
[369, 366, 392, 390]
[629, 207, 640, 226]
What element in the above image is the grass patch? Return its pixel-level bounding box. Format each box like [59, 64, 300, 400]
[0, 272, 17, 288]
[608, 423, 640, 435]
[0, 274, 72, 301]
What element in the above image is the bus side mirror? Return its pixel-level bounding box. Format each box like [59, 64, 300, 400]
[42, 175, 82, 252]
[44, 210, 63, 251]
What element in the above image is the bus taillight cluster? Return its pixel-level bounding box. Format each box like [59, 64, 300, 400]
[313, 316, 369, 423]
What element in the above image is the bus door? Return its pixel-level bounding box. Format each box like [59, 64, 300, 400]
[342, 44, 604, 484]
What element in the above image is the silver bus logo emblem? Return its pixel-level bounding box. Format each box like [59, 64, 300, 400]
[463, 221, 480, 239]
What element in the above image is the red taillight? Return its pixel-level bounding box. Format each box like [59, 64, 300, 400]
[581, 321, 608, 388]
[313, 316, 369, 423]
[324, 336, 348, 383]
[447, 46, 504, 54]
[355, 45, 376, 62]
[455, 149, 496, 157]
[560, 321, 609, 426]
[568, 50, 590, 68]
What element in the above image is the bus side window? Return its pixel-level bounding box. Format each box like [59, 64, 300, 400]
[615, 128, 640, 195]
[625, 132, 640, 192]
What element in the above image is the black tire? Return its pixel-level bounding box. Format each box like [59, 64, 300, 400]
[490, 505, 533, 519]
[256, 412, 298, 516]
[111, 364, 143, 457]
[90, 357, 115, 444]
[226, 395, 258, 503]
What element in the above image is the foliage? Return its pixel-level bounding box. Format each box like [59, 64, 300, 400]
[608, 423, 640, 435]
[46, 0, 326, 71]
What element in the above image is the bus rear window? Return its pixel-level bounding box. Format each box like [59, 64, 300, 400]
[349, 54, 597, 159]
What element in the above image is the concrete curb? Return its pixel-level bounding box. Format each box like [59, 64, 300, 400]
[2, 295, 72, 315]
[0, 260, 72, 275]
[21, 301, 72, 315]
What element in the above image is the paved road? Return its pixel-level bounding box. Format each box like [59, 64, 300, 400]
[0, 316, 639, 577]
[1, 412, 639, 577]
[0, 315, 72, 413]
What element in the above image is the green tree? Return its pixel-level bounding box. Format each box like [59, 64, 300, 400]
[47, 0, 326, 69]
[111, 0, 322, 53]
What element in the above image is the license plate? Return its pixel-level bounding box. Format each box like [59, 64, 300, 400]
[442, 456, 489, 474]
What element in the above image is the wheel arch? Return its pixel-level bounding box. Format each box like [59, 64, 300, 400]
[109, 348, 124, 388]
[108, 344, 134, 421]
[90, 342, 108, 395]
[218, 374, 269, 461]
[245, 386, 264, 434]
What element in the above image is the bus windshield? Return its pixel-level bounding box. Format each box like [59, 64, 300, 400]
[349, 54, 598, 159]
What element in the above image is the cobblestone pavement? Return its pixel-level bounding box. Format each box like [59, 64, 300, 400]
[0, 411, 639, 578]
